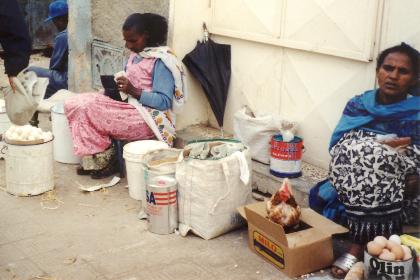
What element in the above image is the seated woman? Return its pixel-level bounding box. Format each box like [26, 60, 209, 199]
[310, 43, 419, 278]
[64, 13, 186, 179]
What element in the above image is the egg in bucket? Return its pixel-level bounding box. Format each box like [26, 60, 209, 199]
[365, 235, 415, 280]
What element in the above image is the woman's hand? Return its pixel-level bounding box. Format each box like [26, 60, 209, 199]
[377, 137, 411, 154]
[8, 76, 16, 93]
[116, 76, 142, 98]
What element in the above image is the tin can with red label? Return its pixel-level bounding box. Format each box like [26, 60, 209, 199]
[270, 135, 303, 178]
[146, 175, 178, 234]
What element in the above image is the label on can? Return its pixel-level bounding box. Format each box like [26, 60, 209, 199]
[271, 139, 303, 161]
[364, 251, 413, 280]
[270, 135, 303, 177]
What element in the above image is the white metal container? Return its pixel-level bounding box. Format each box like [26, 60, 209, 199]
[4, 139, 54, 196]
[364, 250, 413, 280]
[51, 102, 80, 164]
[146, 175, 178, 234]
[123, 140, 168, 201]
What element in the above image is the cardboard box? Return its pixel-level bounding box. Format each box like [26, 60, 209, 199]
[238, 202, 348, 277]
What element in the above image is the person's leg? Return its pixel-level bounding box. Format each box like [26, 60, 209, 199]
[331, 243, 364, 278]
[27, 66, 52, 78]
[64, 93, 155, 157]
[328, 130, 413, 278]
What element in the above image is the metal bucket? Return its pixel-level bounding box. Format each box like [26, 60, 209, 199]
[146, 175, 178, 234]
[270, 135, 303, 178]
[364, 250, 414, 280]
[4, 139, 54, 196]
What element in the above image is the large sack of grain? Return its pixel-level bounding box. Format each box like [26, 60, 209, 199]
[176, 139, 252, 240]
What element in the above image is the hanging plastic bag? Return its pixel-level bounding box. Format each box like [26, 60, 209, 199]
[4, 70, 49, 125]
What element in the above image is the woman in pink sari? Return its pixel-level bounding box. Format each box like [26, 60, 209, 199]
[64, 13, 186, 179]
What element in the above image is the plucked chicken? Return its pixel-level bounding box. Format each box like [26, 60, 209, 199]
[266, 178, 301, 228]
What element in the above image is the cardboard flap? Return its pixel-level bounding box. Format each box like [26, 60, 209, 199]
[237, 205, 246, 220]
[300, 208, 348, 235]
[244, 205, 288, 246]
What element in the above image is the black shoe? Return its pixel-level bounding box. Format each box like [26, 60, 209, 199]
[76, 165, 93, 176]
[90, 162, 119, 179]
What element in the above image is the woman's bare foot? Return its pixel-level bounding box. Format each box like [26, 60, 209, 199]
[331, 243, 364, 279]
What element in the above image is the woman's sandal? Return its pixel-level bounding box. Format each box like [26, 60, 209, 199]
[331, 253, 359, 279]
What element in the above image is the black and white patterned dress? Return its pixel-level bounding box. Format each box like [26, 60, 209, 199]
[329, 129, 419, 244]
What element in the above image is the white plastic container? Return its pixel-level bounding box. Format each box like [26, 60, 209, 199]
[123, 140, 168, 201]
[4, 139, 54, 196]
[0, 100, 8, 160]
[0, 100, 11, 135]
[51, 102, 80, 164]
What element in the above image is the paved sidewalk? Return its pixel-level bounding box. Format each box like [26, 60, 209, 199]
[0, 115, 336, 280]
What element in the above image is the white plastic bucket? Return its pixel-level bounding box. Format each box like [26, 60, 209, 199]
[123, 140, 168, 201]
[4, 139, 54, 196]
[51, 102, 80, 164]
[0, 100, 11, 135]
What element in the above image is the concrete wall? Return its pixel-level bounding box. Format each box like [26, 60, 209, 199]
[68, 0, 170, 91]
[91, 0, 170, 49]
[170, 0, 420, 168]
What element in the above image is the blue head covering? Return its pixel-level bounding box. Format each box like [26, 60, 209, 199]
[329, 89, 420, 149]
[45, 1, 68, 22]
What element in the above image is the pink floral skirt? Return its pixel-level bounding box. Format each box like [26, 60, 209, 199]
[64, 93, 155, 156]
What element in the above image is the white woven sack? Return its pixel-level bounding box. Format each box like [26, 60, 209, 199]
[176, 143, 252, 240]
[233, 107, 279, 164]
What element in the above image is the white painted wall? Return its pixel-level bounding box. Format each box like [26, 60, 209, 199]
[170, 0, 420, 168]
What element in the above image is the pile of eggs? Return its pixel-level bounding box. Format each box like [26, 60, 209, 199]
[367, 235, 412, 261]
[4, 125, 53, 143]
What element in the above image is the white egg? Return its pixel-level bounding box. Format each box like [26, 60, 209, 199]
[15, 126, 23, 135]
[7, 126, 15, 134]
[389, 235, 401, 245]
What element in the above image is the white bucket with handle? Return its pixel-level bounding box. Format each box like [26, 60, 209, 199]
[123, 140, 169, 201]
[0, 100, 11, 160]
[3, 139, 54, 196]
[51, 102, 80, 164]
[0, 101, 11, 135]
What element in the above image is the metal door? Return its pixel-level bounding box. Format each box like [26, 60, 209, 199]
[18, 0, 56, 50]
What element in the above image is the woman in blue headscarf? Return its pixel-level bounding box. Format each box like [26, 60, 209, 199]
[311, 43, 419, 278]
